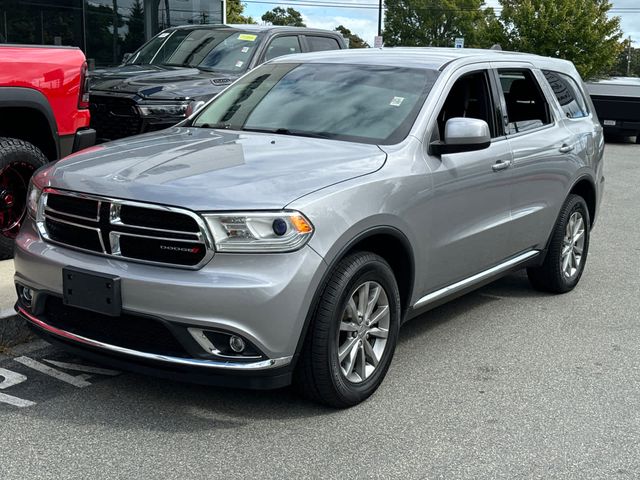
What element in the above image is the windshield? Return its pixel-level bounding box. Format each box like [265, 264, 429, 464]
[125, 29, 263, 73]
[192, 63, 439, 145]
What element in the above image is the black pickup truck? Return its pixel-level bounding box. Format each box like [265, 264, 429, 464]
[90, 24, 347, 142]
[586, 77, 640, 143]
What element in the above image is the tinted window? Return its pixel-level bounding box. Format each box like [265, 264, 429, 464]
[193, 63, 439, 145]
[543, 70, 590, 119]
[499, 70, 551, 134]
[264, 36, 301, 61]
[126, 29, 262, 73]
[306, 36, 341, 52]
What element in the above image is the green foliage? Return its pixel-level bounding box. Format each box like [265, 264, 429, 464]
[226, 0, 257, 24]
[335, 25, 369, 48]
[261, 7, 306, 27]
[383, 0, 501, 48]
[499, 0, 623, 79]
[609, 38, 640, 77]
[122, 0, 145, 55]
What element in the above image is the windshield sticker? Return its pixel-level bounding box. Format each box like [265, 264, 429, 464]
[238, 34, 257, 42]
[390, 96, 405, 107]
[235, 60, 244, 68]
[157, 32, 170, 38]
[241, 46, 250, 53]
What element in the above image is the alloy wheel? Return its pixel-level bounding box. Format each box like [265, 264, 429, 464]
[561, 211, 585, 278]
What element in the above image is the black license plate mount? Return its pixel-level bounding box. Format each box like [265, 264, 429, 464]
[62, 267, 122, 317]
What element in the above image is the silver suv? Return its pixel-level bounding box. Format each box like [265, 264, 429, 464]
[13, 48, 604, 407]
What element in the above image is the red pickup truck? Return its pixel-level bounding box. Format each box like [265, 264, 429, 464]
[0, 45, 95, 258]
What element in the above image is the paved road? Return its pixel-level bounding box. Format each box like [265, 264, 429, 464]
[1, 143, 639, 480]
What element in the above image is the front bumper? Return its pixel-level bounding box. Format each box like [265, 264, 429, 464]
[14, 218, 327, 388]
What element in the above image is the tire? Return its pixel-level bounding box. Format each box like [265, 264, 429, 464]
[294, 251, 401, 408]
[0, 137, 49, 259]
[527, 194, 590, 293]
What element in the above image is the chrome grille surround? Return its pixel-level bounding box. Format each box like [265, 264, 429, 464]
[37, 188, 215, 269]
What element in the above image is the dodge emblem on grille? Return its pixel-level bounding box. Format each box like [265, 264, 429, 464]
[160, 245, 201, 254]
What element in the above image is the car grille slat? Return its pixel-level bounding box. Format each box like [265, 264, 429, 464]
[90, 94, 142, 141]
[39, 190, 211, 268]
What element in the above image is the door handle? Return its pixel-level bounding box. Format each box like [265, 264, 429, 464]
[492, 159, 512, 172]
[559, 144, 574, 153]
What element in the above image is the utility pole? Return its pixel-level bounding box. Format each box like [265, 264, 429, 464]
[113, 0, 119, 64]
[627, 36, 632, 77]
[377, 0, 382, 36]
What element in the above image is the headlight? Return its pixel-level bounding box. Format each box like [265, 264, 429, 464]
[26, 181, 42, 218]
[203, 211, 314, 253]
[137, 102, 190, 117]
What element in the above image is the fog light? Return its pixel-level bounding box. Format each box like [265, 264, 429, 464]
[229, 335, 246, 353]
[21, 287, 33, 307]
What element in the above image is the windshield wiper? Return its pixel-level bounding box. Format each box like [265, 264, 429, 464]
[196, 122, 234, 129]
[241, 127, 334, 140]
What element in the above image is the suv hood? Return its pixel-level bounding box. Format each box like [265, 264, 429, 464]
[43, 127, 387, 211]
[90, 65, 237, 100]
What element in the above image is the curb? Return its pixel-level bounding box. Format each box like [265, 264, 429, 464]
[0, 310, 33, 348]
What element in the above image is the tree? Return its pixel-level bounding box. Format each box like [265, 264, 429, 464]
[226, 0, 256, 24]
[609, 38, 640, 77]
[383, 0, 500, 48]
[499, 0, 623, 79]
[335, 25, 369, 48]
[122, 0, 145, 55]
[261, 7, 306, 27]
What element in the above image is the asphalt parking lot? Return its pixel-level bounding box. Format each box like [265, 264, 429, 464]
[0, 142, 638, 479]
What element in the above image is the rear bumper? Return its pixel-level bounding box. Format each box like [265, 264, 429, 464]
[602, 121, 640, 137]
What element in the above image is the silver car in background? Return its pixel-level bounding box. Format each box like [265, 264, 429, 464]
[13, 48, 604, 407]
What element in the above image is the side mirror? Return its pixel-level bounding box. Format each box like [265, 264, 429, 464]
[431, 117, 491, 155]
[122, 52, 132, 63]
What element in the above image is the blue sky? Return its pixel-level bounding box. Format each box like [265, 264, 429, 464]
[243, 0, 640, 47]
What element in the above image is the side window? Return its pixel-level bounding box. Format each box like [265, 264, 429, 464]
[542, 70, 590, 119]
[498, 69, 551, 134]
[437, 70, 496, 139]
[264, 36, 301, 61]
[306, 36, 341, 52]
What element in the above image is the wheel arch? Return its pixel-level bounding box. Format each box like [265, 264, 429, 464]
[292, 226, 415, 365]
[0, 87, 59, 160]
[569, 175, 597, 226]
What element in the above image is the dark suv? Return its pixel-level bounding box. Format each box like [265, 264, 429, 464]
[89, 24, 346, 141]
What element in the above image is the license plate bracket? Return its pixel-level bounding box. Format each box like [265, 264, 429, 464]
[62, 267, 122, 317]
[603, 119, 616, 126]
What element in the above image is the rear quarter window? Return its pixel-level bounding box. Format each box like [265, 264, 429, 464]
[543, 70, 590, 119]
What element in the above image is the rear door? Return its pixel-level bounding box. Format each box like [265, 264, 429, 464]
[491, 63, 578, 254]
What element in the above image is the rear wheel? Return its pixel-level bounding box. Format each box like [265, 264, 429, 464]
[527, 194, 590, 293]
[0, 138, 48, 259]
[295, 251, 401, 408]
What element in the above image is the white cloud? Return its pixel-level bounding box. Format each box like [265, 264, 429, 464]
[302, 13, 379, 45]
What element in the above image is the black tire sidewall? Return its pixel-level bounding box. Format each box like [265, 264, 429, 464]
[548, 195, 591, 291]
[323, 254, 401, 405]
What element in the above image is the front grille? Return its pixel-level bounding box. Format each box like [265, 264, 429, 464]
[39, 189, 211, 268]
[43, 296, 189, 357]
[90, 94, 142, 140]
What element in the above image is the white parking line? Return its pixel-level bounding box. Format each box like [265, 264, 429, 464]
[0, 368, 28, 390]
[14, 356, 92, 388]
[0, 392, 36, 408]
[43, 359, 120, 376]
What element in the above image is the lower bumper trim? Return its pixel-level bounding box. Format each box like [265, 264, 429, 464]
[18, 307, 292, 371]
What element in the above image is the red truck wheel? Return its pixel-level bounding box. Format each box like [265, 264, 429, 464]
[0, 137, 48, 259]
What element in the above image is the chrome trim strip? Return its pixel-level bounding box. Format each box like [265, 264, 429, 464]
[19, 307, 292, 371]
[413, 250, 540, 309]
[110, 230, 203, 244]
[44, 206, 99, 222]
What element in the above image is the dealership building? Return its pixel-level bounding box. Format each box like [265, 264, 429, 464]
[1, 0, 225, 65]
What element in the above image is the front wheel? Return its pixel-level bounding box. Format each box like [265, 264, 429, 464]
[295, 251, 401, 408]
[527, 194, 590, 293]
[0, 137, 48, 259]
